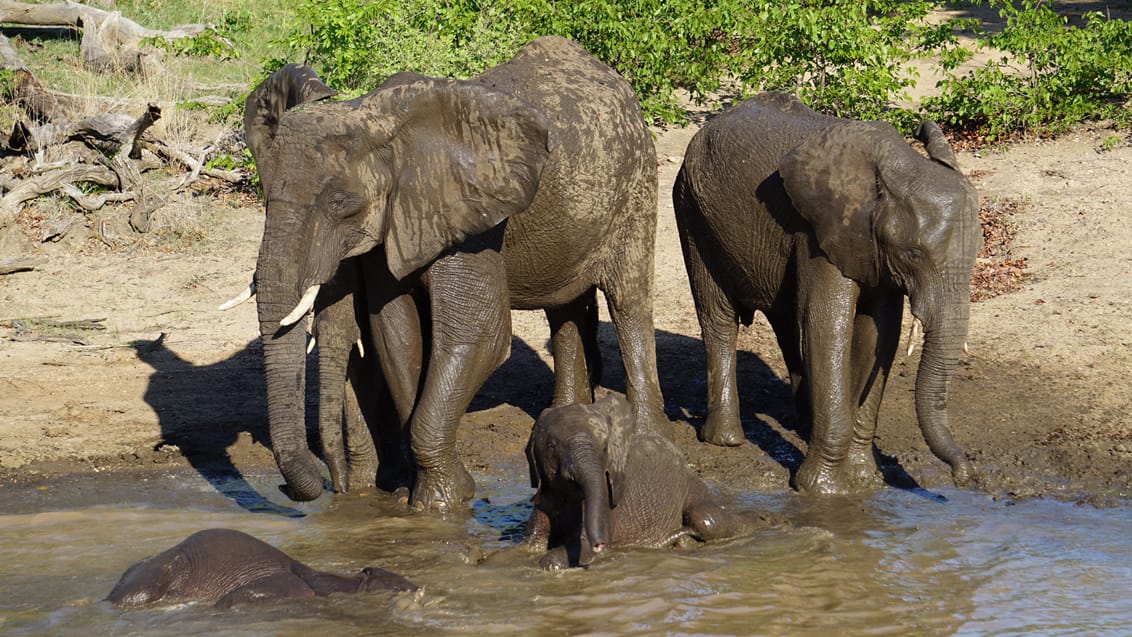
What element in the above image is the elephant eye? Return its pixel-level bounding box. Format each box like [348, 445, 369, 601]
[328, 191, 362, 218]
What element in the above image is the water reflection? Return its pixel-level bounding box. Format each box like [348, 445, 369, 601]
[1, 470, 1130, 636]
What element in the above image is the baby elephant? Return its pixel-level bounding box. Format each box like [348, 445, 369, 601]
[523, 393, 770, 569]
[107, 528, 416, 608]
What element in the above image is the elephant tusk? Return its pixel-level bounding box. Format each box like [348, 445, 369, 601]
[280, 285, 321, 326]
[906, 318, 970, 356]
[906, 318, 922, 357]
[355, 338, 365, 358]
[218, 281, 255, 311]
[307, 336, 316, 354]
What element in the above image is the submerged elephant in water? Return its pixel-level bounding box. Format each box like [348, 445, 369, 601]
[106, 528, 416, 608]
[522, 393, 777, 569]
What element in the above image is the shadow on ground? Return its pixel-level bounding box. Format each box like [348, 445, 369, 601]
[130, 334, 305, 516]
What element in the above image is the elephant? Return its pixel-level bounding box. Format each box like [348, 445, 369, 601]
[672, 91, 981, 495]
[221, 66, 410, 496]
[235, 36, 665, 511]
[106, 528, 416, 608]
[522, 393, 770, 570]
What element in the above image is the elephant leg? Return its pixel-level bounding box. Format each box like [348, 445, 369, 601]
[682, 479, 750, 542]
[679, 234, 743, 446]
[364, 250, 424, 493]
[845, 293, 903, 486]
[314, 271, 362, 494]
[792, 261, 863, 495]
[545, 289, 600, 407]
[342, 345, 380, 492]
[521, 507, 552, 553]
[409, 243, 511, 511]
[603, 285, 668, 438]
[767, 310, 811, 438]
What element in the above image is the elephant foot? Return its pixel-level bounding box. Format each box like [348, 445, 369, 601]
[410, 461, 476, 512]
[701, 414, 745, 447]
[794, 454, 884, 495]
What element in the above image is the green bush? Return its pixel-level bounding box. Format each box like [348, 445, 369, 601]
[274, 0, 1131, 138]
[275, 0, 947, 128]
[926, 1, 1132, 141]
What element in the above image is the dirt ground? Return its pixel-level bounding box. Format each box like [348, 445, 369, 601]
[1, 97, 1130, 506]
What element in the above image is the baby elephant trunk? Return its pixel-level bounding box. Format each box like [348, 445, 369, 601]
[576, 450, 612, 552]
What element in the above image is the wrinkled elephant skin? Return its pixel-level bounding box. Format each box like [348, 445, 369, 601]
[523, 393, 770, 569]
[243, 37, 665, 511]
[673, 92, 981, 494]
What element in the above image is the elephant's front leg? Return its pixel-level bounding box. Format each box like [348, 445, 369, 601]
[843, 294, 904, 488]
[793, 264, 864, 495]
[410, 244, 511, 511]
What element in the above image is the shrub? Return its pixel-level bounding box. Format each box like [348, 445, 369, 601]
[275, 0, 946, 128]
[926, 1, 1132, 141]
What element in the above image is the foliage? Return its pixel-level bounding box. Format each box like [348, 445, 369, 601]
[925, 0, 1132, 141]
[276, 0, 529, 96]
[144, 29, 239, 60]
[265, 0, 1132, 137]
[275, 0, 954, 128]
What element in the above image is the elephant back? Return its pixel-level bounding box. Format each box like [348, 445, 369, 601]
[477, 36, 658, 306]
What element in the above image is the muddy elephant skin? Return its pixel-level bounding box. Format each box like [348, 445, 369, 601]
[106, 528, 415, 608]
[673, 92, 981, 495]
[242, 36, 664, 512]
[523, 393, 767, 569]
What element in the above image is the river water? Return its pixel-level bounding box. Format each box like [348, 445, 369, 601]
[0, 467, 1129, 636]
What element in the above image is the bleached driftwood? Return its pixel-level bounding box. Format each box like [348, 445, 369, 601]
[0, 164, 120, 226]
[0, 255, 46, 275]
[0, 0, 209, 75]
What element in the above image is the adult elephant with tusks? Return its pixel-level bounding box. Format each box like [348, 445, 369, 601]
[673, 92, 981, 495]
[227, 36, 665, 511]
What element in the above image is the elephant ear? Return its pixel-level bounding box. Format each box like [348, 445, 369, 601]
[915, 120, 961, 171]
[780, 120, 897, 287]
[244, 64, 337, 165]
[383, 81, 552, 280]
[525, 424, 542, 490]
[600, 393, 634, 507]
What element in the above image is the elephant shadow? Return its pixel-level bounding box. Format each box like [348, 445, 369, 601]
[129, 334, 307, 517]
[469, 324, 808, 478]
[472, 323, 920, 489]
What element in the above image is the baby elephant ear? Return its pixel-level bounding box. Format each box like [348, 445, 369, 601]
[244, 64, 337, 164]
[525, 429, 541, 490]
[780, 121, 889, 287]
[384, 81, 552, 280]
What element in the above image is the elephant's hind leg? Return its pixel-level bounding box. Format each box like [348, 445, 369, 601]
[675, 203, 745, 446]
[545, 289, 601, 407]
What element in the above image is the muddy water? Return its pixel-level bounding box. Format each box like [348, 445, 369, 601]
[1, 468, 1129, 636]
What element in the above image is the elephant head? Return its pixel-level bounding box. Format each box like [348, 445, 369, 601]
[779, 119, 980, 485]
[244, 67, 552, 500]
[526, 394, 634, 554]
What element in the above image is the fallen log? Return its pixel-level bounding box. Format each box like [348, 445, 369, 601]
[0, 255, 46, 275]
[0, 164, 119, 227]
[0, 1, 207, 43]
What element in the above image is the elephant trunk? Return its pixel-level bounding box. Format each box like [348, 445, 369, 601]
[573, 442, 612, 552]
[256, 260, 324, 501]
[912, 292, 975, 488]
